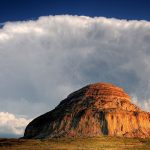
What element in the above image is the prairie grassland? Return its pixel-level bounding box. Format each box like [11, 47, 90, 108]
[0, 136, 149, 150]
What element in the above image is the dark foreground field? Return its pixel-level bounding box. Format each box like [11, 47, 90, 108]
[0, 136, 149, 150]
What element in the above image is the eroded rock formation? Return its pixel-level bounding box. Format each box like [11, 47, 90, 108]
[24, 83, 150, 138]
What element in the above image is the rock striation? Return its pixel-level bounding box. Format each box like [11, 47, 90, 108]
[24, 82, 150, 138]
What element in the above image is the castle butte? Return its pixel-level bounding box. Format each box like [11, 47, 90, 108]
[24, 82, 150, 139]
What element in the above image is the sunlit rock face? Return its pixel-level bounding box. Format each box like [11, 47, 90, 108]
[23, 82, 150, 139]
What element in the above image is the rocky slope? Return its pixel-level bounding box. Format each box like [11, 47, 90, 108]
[23, 82, 150, 138]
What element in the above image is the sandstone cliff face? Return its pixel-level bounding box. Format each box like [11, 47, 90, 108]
[24, 83, 150, 139]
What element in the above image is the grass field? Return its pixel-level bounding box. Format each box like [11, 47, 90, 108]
[0, 136, 149, 150]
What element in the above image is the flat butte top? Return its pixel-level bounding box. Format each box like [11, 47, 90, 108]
[67, 82, 131, 102]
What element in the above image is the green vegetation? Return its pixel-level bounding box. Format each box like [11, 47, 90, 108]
[0, 136, 149, 150]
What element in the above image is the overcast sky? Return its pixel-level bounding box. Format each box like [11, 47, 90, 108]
[0, 15, 150, 137]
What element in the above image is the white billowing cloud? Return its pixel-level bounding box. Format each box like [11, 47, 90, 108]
[132, 96, 150, 112]
[0, 15, 150, 137]
[0, 112, 31, 137]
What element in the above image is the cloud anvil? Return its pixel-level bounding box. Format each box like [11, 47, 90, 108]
[0, 15, 150, 137]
